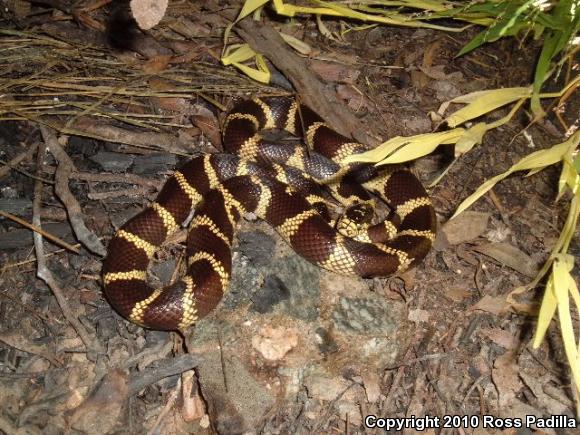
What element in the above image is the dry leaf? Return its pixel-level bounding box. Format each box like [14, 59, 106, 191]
[441, 211, 490, 245]
[68, 369, 129, 433]
[142, 55, 172, 73]
[519, 372, 569, 415]
[191, 105, 221, 149]
[479, 328, 520, 350]
[309, 60, 360, 84]
[473, 242, 539, 278]
[491, 351, 522, 408]
[444, 286, 471, 302]
[473, 294, 508, 315]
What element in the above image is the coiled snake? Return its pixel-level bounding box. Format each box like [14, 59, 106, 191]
[102, 97, 437, 330]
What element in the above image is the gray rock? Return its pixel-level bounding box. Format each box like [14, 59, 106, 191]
[237, 230, 276, 268]
[332, 295, 404, 335]
[250, 275, 290, 314]
[224, 230, 321, 322]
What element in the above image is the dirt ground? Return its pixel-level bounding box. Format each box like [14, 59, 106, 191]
[0, 1, 578, 434]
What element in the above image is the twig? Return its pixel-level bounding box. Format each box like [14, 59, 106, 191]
[311, 382, 359, 433]
[87, 186, 151, 200]
[31, 141, 103, 355]
[128, 353, 201, 395]
[41, 166, 161, 188]
[461, 374, 489, 408]
[74, 171, 160, 189]
[384, 351, 453, 370]
[39, 125, 106, 256]
[0, 244, 80, 273]
[218, 326, 229, 393]
[0, 210, 80, 253]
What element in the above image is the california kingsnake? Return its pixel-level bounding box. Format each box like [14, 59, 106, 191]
[102, 97, 437, 330]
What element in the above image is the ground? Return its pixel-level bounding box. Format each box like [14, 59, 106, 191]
[0, 1, 578, 434]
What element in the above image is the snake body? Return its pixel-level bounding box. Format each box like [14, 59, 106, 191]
[102, 97, 437, 330]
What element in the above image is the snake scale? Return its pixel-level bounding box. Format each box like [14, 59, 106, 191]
[102, 97, 437, 330]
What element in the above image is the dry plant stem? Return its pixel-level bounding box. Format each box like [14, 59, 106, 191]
[0, 244, 80, 272]
[235, 18, 376, 146]
[128, 354, 201, 396]
[57, 118, 193, 155]
[0, 210, 79, 253]
[41, 167, 161, 189]
[39, 125, 106, 256]
[146, 379, 181, 435]
[32, 142, 103, 355]
[88, 186, 151, 200]
[75, 171, 160, 188]
[0, 141, 39, 180]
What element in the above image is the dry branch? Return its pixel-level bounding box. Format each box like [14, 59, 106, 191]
[235, 17, 377, 146]
[40, 125, 106, 256]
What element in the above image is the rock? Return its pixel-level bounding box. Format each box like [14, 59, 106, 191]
[251, 326, 299, 361]
[250, 275, 290, 314]
[196, 346, 275, 434]
[226, 228, 321, 322]
[336, 400, 362, 426]
[237, 231, 276, 268]
[361, 371, 381, 403]
[332, 296, 404, 335]
[304, 374, 353, 402]
[304, 371, 364, 402]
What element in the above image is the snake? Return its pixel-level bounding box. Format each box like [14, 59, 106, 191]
[102, 97, 437, 330]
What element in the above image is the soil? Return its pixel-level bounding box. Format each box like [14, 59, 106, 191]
[0, 1, 578, 434]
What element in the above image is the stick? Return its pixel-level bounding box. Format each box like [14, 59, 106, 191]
[0, 210, 80, 253]
[39, 125, 106, 256]
[32, 141, 104, 355]
[235, 18, 377, 146]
